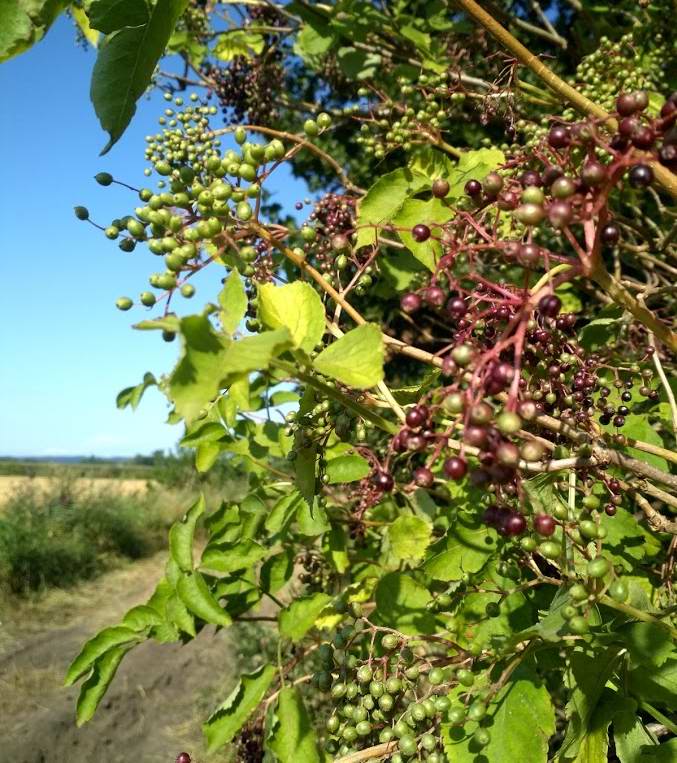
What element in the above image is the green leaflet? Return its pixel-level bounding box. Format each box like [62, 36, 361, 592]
[443, 665, 555, 763]
[219, 268, 247, 335]
[424, 514, 497, 581]
[200, 539, 268, 573]
[203, 664, 276, 752]
[258, 281, 324, 353]
[65, 625, 142, 686]
[269, 686, 321, 762]
[627, 659, 677, 708]
[388, 515, 432, 562]
[446, 147, 505, 197]
[75, 643, 132, 726]
[91, 0, 188, 152]
[278, 593, 332, 642]
[176, 570, 232, 627]
[323, 524, 349, 573]
[116, 372, 156, 410]
[87, 0, 150, 34]
[214, 29, 265, 61]
[260, 548, 295, 594]
[620, 622, 674, 667]
[168, 494, 205, 572]
[0, 0, 68, 63]
[313, 324, 384, 389]
[393, 196, 450, 271]
[121, 605, 164, 631]
[265, 490, 305, 535]
[166, 592, 196, 637]
[373, 572, 436, 635]
[325, 453, 370, 483]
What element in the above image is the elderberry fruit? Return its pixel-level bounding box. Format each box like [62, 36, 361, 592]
[412, 224, 431, 242]
[628, 164, 653, 188]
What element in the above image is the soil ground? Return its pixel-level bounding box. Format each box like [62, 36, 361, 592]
[0, 553, 238, 763]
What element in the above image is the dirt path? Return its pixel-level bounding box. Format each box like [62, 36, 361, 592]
[0, 555, 238, 763]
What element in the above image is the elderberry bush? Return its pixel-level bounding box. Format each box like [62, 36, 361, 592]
[5, 1, 677, 762]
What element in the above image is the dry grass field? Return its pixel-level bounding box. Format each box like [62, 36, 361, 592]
[0, 475, 154, 505]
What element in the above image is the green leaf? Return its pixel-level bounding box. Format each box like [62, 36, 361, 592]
[180, 421, 227, 447]
[0, 0, 67, 63]
[201, 539, 268, 573]
[621, 622, 674, 668]
[75, 644, 131, 725]
[87, 0, 149, 34]
[443, 665, 555, 763]
[373, 572, 435, 634]
[279, 593, 332, 642]
[214, 29, 265, 61]
[313, 324, 384, 389]
[176, 570, 232, 627]
[195, 441, 221, 472]
[336, 46, 381, 79]
[599, 505, 661, 571]
[265, 490, 304, 535]
[219, 268, 247, 335]
[258, 281, 324, 353]
[324, 524, 349, 573]
[121, 604, 163, 631]
[166, 592, 196, 637]
[522, 472, 568, 516]
[424, 514, 497, 581]
[294, 21, 334, 63]
[627, 659, 677, 708]
[579, 307, 623, 351]
[620, 414, 669, 471]
[446, 147, 505, 197]
[71, 7, 99, 46]
[203, 664, 276, 752]
[297, 497, 330, 536]
[393, 196, 450, 270]
[407, 146, 456, 183]
[222, 329, 292, 378]
[388, 515, 432, 562]
[168, 494, 205, 572]
[613, 704, 657, 763]
[65, 625, 141, 686]
[325, 453, 370, 484]
[295, 443, 318, 509]
[354, 167, 428, 250]
[91, 0, 187, 151]
[260, 549, 295, 594]
[116, 371, 156, 410]
[269, 686, 321, 762]
[640, 739, 677, 763]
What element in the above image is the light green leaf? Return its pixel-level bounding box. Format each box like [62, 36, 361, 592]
[222, 328, 292, 378]
[260, 549, 295, 594]
[373, 572, 435, 634]
[269, 686, 321, 762]
[169, 494, 205, 572]
[0, 0, 67, 63]
[214, 29, 265, 61]
[621, 622, 674, 668]
[297, 497, 330, 536]
[91, 0, 188, 152]
[313, 324, 384, 389]
[65, 626, 141, 686]
[613, 704, 657, 763]
[325, 453, 370, 484]
[166, 592, 196, 637]
[447, 147, 505, 197]
[87, 0, 149, 34]
[294, 21, 333, 62]
[201, 540, 268, 573]
[265, 490, 304, 535]
[443, 665, 555, 763]
[354, 167, 428, 250]
[116, 371, 156, 410]
[176, 571, 232, 627]
[203, 664, 276, 752]
[599, 505, 661, 571]
[180, 421, 227, 447]
[75, 644, 131, 725]
[258, 281, 324, 352]
[219, 268, 247, 335]
[407, 146, 456, 184]
[324, 524, 349, 573]
[196, 441, 221, 472]
[279, 593, 332, 642]
[627, 659, 677, 708]
[388, 515, 432, 562]
[424, 515, 497, 581]
[122, 604, 163, 631]
[393, 196, 450, 271]
[620, 414, 669, 471]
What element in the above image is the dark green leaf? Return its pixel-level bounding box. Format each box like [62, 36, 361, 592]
[278, 593, 332, 642]
[65, 625, 141, 686]
[176, 570, 232, 627]
[260, 549, 295, 594]
[87, 0, 150, 34]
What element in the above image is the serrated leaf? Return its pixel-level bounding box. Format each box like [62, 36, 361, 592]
[91, 0, 188, 152]
[203, 664, 276, 752]
[201, 540, 268, 573]
[388, 515, 432, 561]
[166, 592, 196, 637]
[0, 0, 67, 63]
[613, 704, 657, 763]
[279, 593, 332, 642]
[258, 281, 324, 352]
[354, 167, 428, 250]
[627, 659, 677, 709]
[393, 196, 450, 271]
[214, 29, 265, 61]
[260, 549, 295, 594]
[265, 490, 304, 535]
[65, 626, 141, 686]
[269, 686, 321, 762]
[373, 572, 435, 634]
[447, 147, 505, 196]
[443, 665, 555, 762]
[621, 622, 674, 668]
[297, 496, 330, 536]
[176, 570, 232, 627]
[87, 0, 149, 34]
[424, 514, 497, 581]
[313, 324, 384, 389]
[75, 644, 131, 725]
[599, 506, 661, 571]
[325, 453, 370, 483]
[122, 604, 163, 631]
[324, 524, 349, 573]
[219, 268, 247, 335]
[116, 371, 156, 410]
[168, 494, 205, 572]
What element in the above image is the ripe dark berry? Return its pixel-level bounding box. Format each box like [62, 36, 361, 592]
[605, 504, 617, 517]
[632, 90, 649, 111]
[176, 754, 191, 763]
[548, 200, 573, 228]
[463, 425, 488, 449]
[443, 456, 467, 480]
[628, 164, 654, 188]
[521, 170, 542, 187]
[401, 292, 422, 313]
[580, 160, 607, 187]
[405, 405, 428, 428]
[464, 179, 482, 196]
[613, 415, 625, 428]
[548, 125, 570, 149]
[432, 178, 450, 198]
[659, 144, 677, 169]
[412, 223, 431, 242]
[600, 223, 620, 246]
[373, 471, 394, 491]
[446, 296, 468, 318]
[631, 126, 655, 150]
[534, 514, 556, 536]
[424, 286, 446, 308]
[538, 294, 562, 318]
[619, 116, 639, 137]
[413, 467, 434, 488]
[502, 512, 526, 536]
[616, 92, 638, 116]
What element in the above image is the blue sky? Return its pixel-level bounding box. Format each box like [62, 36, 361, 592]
[0, 16, 307, 458]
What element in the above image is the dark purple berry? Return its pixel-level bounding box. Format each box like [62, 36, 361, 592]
[406, 405, 429, 428]
[580, 160, 607, 187]
[443, 456, 467, 480]
[373, 471, 394, 491]
[600, 223, 620, 246]
[628, 164, 653, 188]
[631, 126, 655, 150]
[412, 224, 431, 242]
[424, 286, 446, 308]
[521, 170, 542, 187]
[446, 296, 468, 318]
[616, 93, 638, 116]
[401, 293, 422, 313]
[413, 467, 434, 488]
[464, 179, 482, 197]
[534, 514, 555, 536]
[538, 294, 562, 318]
[176, 754, 192, 763]
[548, 125, 571, 149]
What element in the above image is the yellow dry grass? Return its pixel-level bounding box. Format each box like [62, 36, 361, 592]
[0, 475, 154, 504]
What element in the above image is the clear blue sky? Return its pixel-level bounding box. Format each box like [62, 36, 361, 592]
[0, 16, 307, 458]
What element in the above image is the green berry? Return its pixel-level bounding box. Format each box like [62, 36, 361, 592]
[304, 119, 319, 137]
[456, 669, 474, 687]
[609, 579, 629, 602]
[428, 667, 445, 685]
[74, 206, 89, 221]
[95, 172, 113, 186]
[139, 291, 156, 307]
[587, 557, 611, 579]
[115, 296, 133, 311]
